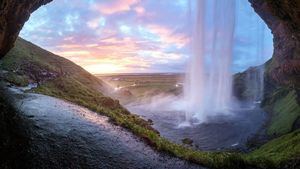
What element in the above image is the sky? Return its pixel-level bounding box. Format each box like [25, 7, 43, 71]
[20, 0, 273, 74]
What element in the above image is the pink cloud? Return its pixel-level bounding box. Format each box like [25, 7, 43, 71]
[134, 6, 145, 16]
[92, 0, 140, 15]
[147, 24, 189, 48]
[87, 19, 100, 29]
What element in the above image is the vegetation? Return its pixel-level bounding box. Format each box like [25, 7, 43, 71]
[245, 129, 300, 168]
[266, 89, 300, 136]
[2, 72, 29, 87]
[1, 37, 300, 168]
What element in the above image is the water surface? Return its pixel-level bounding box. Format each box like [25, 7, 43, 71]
[128, 104, 266, 151]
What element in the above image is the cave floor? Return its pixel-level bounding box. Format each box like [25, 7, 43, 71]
[2, 87, 204, 169]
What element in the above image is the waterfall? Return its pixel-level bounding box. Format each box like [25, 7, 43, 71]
[183, 0, 236, 124]
[245, 11, 268, 103]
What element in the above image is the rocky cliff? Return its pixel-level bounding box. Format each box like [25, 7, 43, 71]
[0, 0, 52, 57]
[230, 1, 300, 137]
[249, 0, 300, 86]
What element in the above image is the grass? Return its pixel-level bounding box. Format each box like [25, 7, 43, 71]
[245, 129, 300, 168]
[267, 90, 300, 136]
[2, 72, 29, 87]
[1, 37, 300, 169]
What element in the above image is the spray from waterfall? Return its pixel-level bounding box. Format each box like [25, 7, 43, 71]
[183, 0, 236, 125]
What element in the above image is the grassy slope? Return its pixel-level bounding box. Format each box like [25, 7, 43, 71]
[263, 58, 300, 136]
[245, 129, 300, 168]
[0, 38, 110, 92]
[267, 89, 300, 136]
[1, 37, 299, 168]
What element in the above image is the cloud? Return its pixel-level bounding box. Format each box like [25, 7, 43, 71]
[146, 24, 190, 48]
[134, 6, 145, 16]
[92, 0, 140, 15]
[87, 17, 106, 29]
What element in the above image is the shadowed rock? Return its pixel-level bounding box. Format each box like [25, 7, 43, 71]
[249, 0, 300, 86]
[0, 0, 52, 57]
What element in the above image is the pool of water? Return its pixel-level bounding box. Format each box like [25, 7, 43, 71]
[127, 104, 266, 151]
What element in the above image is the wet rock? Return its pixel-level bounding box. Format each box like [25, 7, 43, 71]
[0, 89, 32, 169]
[147, 119, 153, 125]
[182, 138, 193, 145]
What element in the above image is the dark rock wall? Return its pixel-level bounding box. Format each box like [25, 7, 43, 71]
[0, 0, 52, 57]
[0, 88, 32, 169]
[249, 0, 300, 86]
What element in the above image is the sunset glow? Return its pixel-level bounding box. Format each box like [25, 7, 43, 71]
[21, 0, 273, 74]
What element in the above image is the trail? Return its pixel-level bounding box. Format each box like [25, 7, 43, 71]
[5, 87, 203, 169]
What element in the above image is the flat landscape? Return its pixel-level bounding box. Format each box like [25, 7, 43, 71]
[96, 73, 184, 104]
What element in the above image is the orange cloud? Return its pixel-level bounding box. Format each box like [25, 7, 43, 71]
[52, 36, 154, 74]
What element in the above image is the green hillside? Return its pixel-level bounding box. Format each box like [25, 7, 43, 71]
[0, 38, 110, 93]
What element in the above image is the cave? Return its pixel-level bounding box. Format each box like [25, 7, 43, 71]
[0, 1, 299, 169]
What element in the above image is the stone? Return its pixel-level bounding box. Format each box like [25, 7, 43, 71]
[0, 0, 52, 57]
[182, 138, 193, 145]
[249, 0, 300, 86]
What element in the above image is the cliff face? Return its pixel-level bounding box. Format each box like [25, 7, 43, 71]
[0, 0, 52, 57]
[246, 0, 300, 137]
[249, 0, 300, 86]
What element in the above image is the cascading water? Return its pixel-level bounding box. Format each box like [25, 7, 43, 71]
[244, 15, 268, 103]
[184, 0, 236, 124]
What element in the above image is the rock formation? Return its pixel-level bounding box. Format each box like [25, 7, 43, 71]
[0, 0, 52, 57]
[249, 0, 300, 86]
